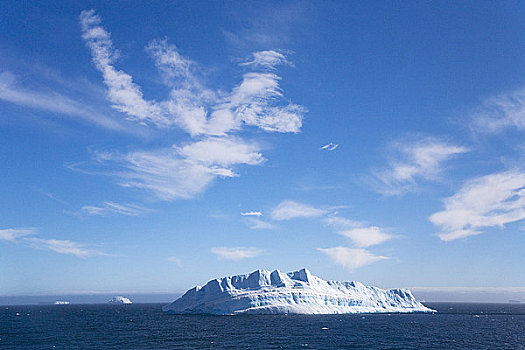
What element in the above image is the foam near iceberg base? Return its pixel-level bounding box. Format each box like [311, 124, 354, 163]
[162, 268, 435, 315]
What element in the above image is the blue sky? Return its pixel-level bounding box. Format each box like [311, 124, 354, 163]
[2, 1, 525, 298]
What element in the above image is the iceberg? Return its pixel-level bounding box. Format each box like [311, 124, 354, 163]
[108, 296, 132, 304]
[163, 268, 434, 315]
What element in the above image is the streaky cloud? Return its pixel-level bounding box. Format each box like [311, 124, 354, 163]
[470, 88, 525, 133]
[320, 142, 338, 151]
[91, 137, 263, 201]
[271, 200, 327, 220]
[0, 227, 109, 257]
[373, 138, 468, 196]
[211, 246, 265, 261]
[317, 247, 389, 271]
[245, 218, 277, 230]
[240, 50, 292, 70]
[241, 211, 262, 216]
[430, 170, 525, 241]
[79, 202, 151, 217]
[78, 10, 306, 201]
[0, 228, 37, 242]
[79, 10, 305, 135]
[338, 227, 393, 248]
[0, 71, 132, 133]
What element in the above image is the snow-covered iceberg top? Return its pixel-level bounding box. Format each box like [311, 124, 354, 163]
[163, 268, 434, 315]
[108, 296, 132, 304]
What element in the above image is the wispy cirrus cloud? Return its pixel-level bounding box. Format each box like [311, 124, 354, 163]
[323, 215, 361, 229]
[86, 137, 264, 201]
[240, 50, 292, 70]
[78, 202, 151, 217]
[0, 71, 131, 133]
[320, 142, 338, 151]
[373, 138, 468, 195]
[338, 227, 393, 248]
[241, 211, 262, 216]
[0, 228, 36, 242]
[245, 218, 277, 230]
[271, 200, 327, 220]
[80, 9, 305, 135]
[430, 170, 525, 241]
[167, 256, 182, 266]
[211, 246, 265, 261]
[323, 213, 394, 247]
[317, 247, 389, 271]
[470, 88, 525, 133]
[267, 200, 394, 270]
[78, 10, 306, 201]
[0, 228, 109, 257]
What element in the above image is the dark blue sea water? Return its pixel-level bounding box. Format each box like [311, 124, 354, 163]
[1, 303, 524, 349]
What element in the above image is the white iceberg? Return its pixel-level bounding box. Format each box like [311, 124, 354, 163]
[163, 268, 434, 314]
[108, 296, 132, 304]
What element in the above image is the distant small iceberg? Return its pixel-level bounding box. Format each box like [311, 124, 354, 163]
[38, 300, 70, 305]
[108, 296, 132, 304]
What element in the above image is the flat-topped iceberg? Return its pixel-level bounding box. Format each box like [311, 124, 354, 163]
[163, 268, 434, 315]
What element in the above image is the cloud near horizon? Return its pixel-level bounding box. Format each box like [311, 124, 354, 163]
[78, 10, 306, 201]
[430, 170, 525, 241]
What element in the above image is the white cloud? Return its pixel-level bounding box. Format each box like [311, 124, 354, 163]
[241, 211, 262, 216]
[167, 256, 182, 266]
[78, 10, 306, 200]
[80, 10, 166, 127]
[211, 246, 264, 261]
[271, 200, 327, 220]
[321, 142, 338, 151]
[79, 10, 305, 135]
[0, 71, 130, 132]
[26, 238, 107, 257]
[240, 50, 292, 70]
[146, 39, 193, 84]
[317, 247, 389, 271]
[220, 72, 305, 133]
[93, 137, 263, 200]
[176, 137, 263, 167]
[430, 170, 525, 241]
[374, 138, 468, 195]
[338, 227, 393, 248]
[470, 88, 525, 133]
[245, 218, 277, 230]
[0, 228, 36, 242]
[0, 227, 108, 257]
[323, 214, 361, 229]
[79, 202, 151, 217]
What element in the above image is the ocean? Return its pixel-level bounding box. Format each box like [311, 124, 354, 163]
[1, 303, 524, 349]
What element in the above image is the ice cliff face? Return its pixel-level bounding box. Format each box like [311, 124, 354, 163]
[162, 268, 434, 315]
